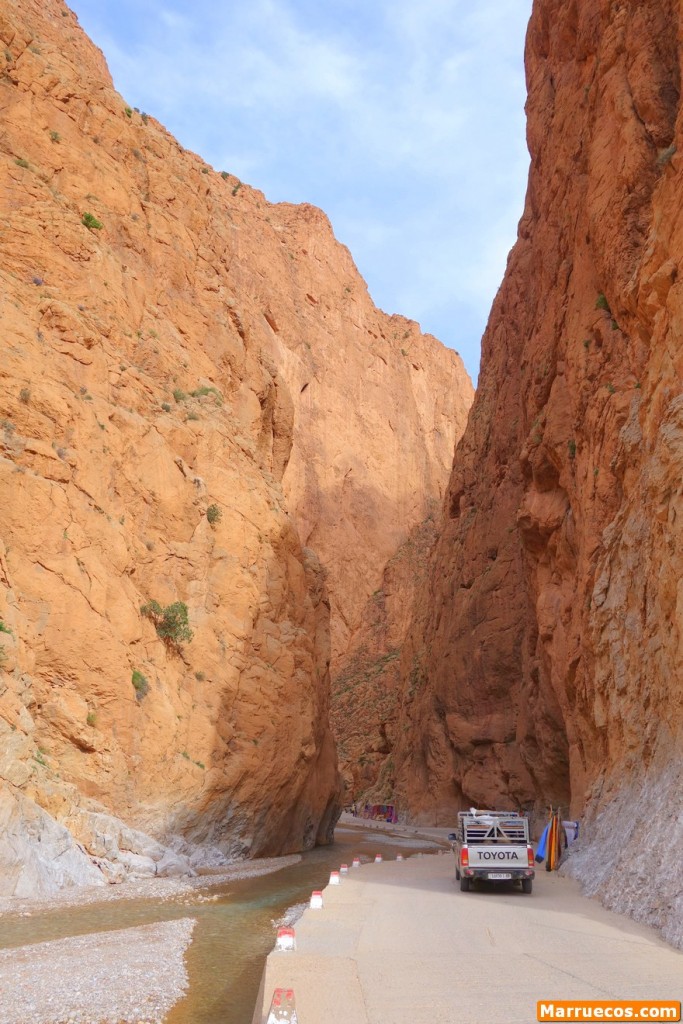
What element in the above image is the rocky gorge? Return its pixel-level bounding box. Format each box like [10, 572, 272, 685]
[0, 0, 680, 959]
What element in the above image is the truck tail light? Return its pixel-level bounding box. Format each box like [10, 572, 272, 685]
[460, 847, 469, 868]
[527, 846, 534, 868]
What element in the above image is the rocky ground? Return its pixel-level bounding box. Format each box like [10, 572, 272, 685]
[0, 853, 301, 919]
[0, 854, 301, 1024]
[0, 918, 195, 1024]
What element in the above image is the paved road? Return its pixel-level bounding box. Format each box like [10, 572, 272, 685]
[252, 850, 682, 1024]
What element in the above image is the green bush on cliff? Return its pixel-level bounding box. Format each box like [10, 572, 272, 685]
[206, 503, 222, 525]
[82, 212, 103, 230]
[657, 144, 676, 167]
[131, 670, 149, 700]
[141, 600, 193, 646]
[0, 621, 12, 666]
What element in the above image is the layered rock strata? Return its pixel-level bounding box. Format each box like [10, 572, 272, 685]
[393, 0, 683, 946]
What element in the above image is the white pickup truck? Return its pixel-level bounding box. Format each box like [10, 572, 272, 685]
[448, 810, 535, 893]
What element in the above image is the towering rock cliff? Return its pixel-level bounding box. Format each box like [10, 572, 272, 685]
[394, 0, 683, 947]
[0, 0, 472, 891]
[0, 0, 343, 891]
[252, 205, 473, 799]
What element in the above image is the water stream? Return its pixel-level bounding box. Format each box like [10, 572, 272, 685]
[0, 825, 445, 1024]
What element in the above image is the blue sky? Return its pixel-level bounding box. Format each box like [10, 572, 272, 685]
[68, 0, 532, 381]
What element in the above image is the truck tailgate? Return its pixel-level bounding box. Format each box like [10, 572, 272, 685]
[466, 845, 528, 870]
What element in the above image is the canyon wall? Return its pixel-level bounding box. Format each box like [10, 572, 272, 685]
[393, 0, 683, 947]
[249, 205, 473, 800]
[0, 0, 344, 891]
[0, 0, 472, 892]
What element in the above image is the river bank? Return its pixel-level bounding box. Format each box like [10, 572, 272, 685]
[0, 852, 302, 1024]
[0, 821, 446, 1024]
[0, 918, 196, 1024]
[0, 854, 303, 923]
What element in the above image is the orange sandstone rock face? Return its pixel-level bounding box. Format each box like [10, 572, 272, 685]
[269, 215, 473, 795]
[0, 0, 472, 891]
[0, 0, 346, 887]
[331, 509, 443, 801]
[394, 0, 683, 947]
[234, 199, 473, 799]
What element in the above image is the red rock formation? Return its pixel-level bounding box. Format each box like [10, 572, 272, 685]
[393, 0, 683, 946]
[0, 0, 345, 888]
[242, 201, 473, 800]
[0, 0, 473, 891]
[331, 508, 442, 801]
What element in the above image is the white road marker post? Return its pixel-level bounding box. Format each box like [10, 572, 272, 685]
[275, 927, 296, 952]
[266, 987, 298, 1023]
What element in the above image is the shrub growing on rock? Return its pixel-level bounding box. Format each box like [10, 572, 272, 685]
[82, 212, 103, 230]
[131, 670, 149, 700]
[206, 503, 222, 526]
[140, 600, 193, 646]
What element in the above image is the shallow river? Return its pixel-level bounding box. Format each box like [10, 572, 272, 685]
[0, 825, 444, 1024]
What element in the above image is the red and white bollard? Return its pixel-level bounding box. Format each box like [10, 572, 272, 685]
[275, 926, 296, 951]
[396, 854, 404, 861]
[374, 853, 383, 863]
[266, 987, 298, 1023]
[310, 890, 324, 909]
[329, 870, 341, 885]
[340, 863, 349, 874]
[352, 856, 361, 868]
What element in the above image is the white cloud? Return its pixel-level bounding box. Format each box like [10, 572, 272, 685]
[69, 0, 532, 380]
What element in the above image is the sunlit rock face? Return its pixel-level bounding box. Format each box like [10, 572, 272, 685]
[392, 0, 683, 947]
[0, 0, 475, 893]
[0, 0, 344, 889]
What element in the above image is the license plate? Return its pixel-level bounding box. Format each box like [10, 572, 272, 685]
[488, 873, 512, 880]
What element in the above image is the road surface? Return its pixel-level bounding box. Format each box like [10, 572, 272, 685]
[252, 849, 682, 1024]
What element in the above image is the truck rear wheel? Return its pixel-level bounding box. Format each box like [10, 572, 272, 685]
[460, 876, 470, 892]
[522, 878, 533, 894]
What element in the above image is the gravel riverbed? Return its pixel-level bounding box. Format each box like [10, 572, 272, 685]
[0, 918, 196, 1024]
[0, 854, 302, 1024]
[0, 829, 449, 1024]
